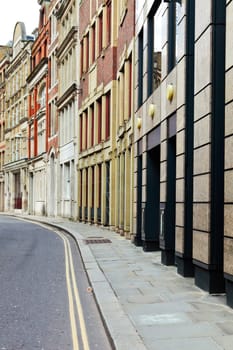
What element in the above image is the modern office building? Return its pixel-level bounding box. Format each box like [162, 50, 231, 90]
[225, 0, 233, 307]
[132, 0, 233, 306]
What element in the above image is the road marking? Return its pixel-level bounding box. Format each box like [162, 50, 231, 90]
[17, 221, 90, 350]
[55, 230, 90, 350]
[63, 235, 79, 350]
[66, 236, 90, 350]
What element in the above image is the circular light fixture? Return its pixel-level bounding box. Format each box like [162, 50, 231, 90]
[137, 117, 142, 130]
[148, 104, 156, 118]
[167, 84, 174, 102]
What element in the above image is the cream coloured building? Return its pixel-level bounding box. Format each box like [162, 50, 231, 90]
[27, 0, 50, 216]
[3, 23, 33, 212]
[113, 0, 135, 237]
[46, 0, 60, 217]
[55, 0, 79, 219]
[0, 46, 11, 212]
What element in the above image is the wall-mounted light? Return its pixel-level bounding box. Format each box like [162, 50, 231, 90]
[167, 84, 174, 102]
[148, 104, 156, 119]
[137, 117, 142, 130]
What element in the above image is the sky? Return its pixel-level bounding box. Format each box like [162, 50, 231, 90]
[0, 0, 40, 45]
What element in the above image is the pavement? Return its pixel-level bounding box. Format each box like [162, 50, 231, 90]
[9, 214, 233, 350]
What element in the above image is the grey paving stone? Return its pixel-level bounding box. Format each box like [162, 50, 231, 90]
[213, 335, 233, 350]
[216, 321, 233, 335]
[136, 321, 224, 339]
[143, 337, 223, 350]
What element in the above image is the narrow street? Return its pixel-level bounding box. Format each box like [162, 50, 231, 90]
[0, 215, 112, 350]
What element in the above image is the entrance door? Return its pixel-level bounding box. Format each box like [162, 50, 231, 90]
[29, 173, 34, 214]
[135, 154, 142, 246]
[105, 161, 110, 226]
[49, 154, 55, 216]
[143, 146, 160, 251]
[161, 135, 176, 265]
[14, 172, 22, 209]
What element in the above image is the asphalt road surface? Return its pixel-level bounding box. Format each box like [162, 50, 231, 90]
[0, 215, 112, 350]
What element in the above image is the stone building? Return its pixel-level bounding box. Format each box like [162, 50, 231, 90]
[225, 0, 233, 307]
[78, 0, 135, 233]
[27, 0, 50, 216]
[3, 23, 34, 212]
[46, 0, 60, 217]
[114, 0, 135, 237]
[78, 0, 114, 225]
[133, 0, 184, 258]
[55, 0, 79, 219]
[0, 46, 11, 211]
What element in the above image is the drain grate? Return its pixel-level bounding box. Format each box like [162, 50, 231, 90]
[84, 237, 112, 244]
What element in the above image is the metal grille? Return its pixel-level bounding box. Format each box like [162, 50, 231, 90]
[84, 237, 112, 244]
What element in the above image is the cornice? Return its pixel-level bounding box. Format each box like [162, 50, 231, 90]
[6, 42, 32, 76]
[56, 82, 77, 108]
[55, 0, 70, 19]
[27, 57, 48, 83]
[56, 26, 78, 58]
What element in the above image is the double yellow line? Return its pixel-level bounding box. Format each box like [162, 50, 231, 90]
[55, 230, 90, 350]
[20, 219, 90, 350]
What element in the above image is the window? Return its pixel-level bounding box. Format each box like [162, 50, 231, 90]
[176, 1, 184, 63]
[79, 169, 83, 208]
[98, 12, 103, 54]
[85, 168, 88, 208]
[80, 39, 84, 74]
[91, 23, 96, 63]
[98, 164, 102, 208]
[138, 29, 143, 108]
[136, 0, 143, 18]
[90, 104, 94, 147]
[80, 114, 83, 152]
[64, 162, 71, 200]
[168, 1, 176, 72]
[105, 91, 110, 139]
[128, 55, 132, 119]
[91, 166, 94, 207]
[106, 1, 111, 45]
[148, 2, 165, 96]
[49, 100, 56, 137]
[85, 110, 88, 149]
[51, 13, 57, 42]
[38, 118, 46, 154]
[97, 98, 102, 143]
[86, 33, 89, 70]
[50, 53, 57, 87]
[39, 85, 46, 109]
[30, 125, 34, 158]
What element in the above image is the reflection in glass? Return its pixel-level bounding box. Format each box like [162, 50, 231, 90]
[153, 4, 166, 90]
[176, 2, 183, 63]
[136, 0, 144, 18]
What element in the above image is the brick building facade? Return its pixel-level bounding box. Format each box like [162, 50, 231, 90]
[27, 0, 50, 215]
